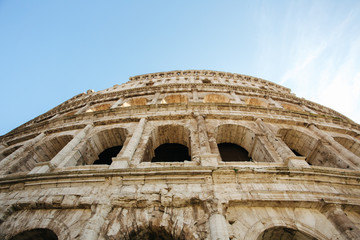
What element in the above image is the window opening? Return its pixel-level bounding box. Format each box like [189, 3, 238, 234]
[291, 148, 303, 157]
[10, 228, 58, 240]
[218, 143, 251, 162]
[93, 146, 122, 165]
[151, 143, 190, 162]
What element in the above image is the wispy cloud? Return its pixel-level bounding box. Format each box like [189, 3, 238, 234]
[265, 2, 360, 123]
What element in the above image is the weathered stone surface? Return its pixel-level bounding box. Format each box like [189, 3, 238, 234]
[1, 70, 360, 239]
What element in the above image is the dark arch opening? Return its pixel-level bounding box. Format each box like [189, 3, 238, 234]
[10, 228, 58, 240]
[291, 148, 303, 157]
[128, 227, 184, 240]
[257, 227, 318, 240]
[93, 145, 122, 165]
[218, 143, 251, 162]
[151, 143, 190, 162]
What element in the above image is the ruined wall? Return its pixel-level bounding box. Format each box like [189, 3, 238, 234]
[1, 70, 360, 240]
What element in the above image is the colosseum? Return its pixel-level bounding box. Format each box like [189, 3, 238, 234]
[1, 70, 360, 240]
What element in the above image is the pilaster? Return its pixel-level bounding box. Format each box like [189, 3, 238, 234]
[255, 118, 295, 163]
[44, 124, 93, 171]
[80, 204, 112, 240]
[195, 113, 218, 166]
[0, 132, 46, 175]
[308, 124, 360, 169]
[110, 118, 147, 168]
[322, 204, 360, 240]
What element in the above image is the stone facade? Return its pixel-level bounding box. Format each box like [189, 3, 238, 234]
[1, 70, 360, 240]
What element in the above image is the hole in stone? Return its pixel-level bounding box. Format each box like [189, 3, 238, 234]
[10, 228, 58, 240]
[257, 227, 318, 240]
[218, 143, 251, 162]
[291, 148, 303, 157]
[93, 146, 122, 165]
[128, 226, 183, 240]
[151, 143, 190, 162]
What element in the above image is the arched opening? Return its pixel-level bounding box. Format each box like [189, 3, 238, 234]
[161, 94, 188, 104]
[203, 94, 230, 103]
[86, 103, 111, 113]
[122, 97, 147, 107]
[77, 128, 127, 165]
[218, 143, 251, 162]
[7, 135, 74, 174]
[334, 136, 360, 158]
[290, 148, 303, 157]
[10, 228, 58, 240]
[143, 125, 191, 163]
[257, 227, 318, 240]
[152, 143, 190, 162]
[0, 145, 22, 161]
[279, 128, 349, 169]
[128, 227, 184, 240]
[93, 145, 122, 165]
[215, 124, 275, 162]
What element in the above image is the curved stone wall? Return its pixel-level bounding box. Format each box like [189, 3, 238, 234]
[0, 70, 360, 239]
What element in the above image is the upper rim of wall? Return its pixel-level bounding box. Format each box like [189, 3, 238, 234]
[127, 69, 291, 93]
[1, 70, 359, 140]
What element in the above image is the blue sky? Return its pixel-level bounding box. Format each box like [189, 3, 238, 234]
[1, 0, 360, 135]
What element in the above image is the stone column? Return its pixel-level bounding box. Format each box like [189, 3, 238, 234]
[76, 103, 90, 114]
[206, 199, 229, 240]
[110, 118, 146, 169]
[230, 91, 242, 104]
[322, 204, 360, 239]
[80, 204, 112, 240]
[110, 97, 124, 109]
[192, 90, 199, 102]
[150, 92, 161, 104]
[0, 132, 46, 175]
[301, 104, 317, 114]
[255, 119, 298, 165]
[308, 124, 360, 168]
[209, 214, 230, 240]
[29, 124, 94, 174]
[0, 142, 7, 152]
[266, 97, 283, 108]
[195, 113, 218, 166]
[0, 143, 7, 160]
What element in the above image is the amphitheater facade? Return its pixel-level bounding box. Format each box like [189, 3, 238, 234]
[1, 70, 360, 240]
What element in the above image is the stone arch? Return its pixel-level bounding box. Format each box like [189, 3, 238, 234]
[244, 97, 269, 107]
[278, 128, 350, 168]
[105, 208, 200, 240]
[214, 124, 275, 162]
[85, 103, 111, 113]
[333, 136, 360, 158]
[203, 94, 230, 103]
[244, 217, 328, 240]
[1, 211, 71, 240]
[7, 134, 74, 174]
[122, 97, 147, 107]
[142, 124, 191, 163]
[161, 94, 188, 104]
[77, 127, 128, 165]
[256, 227, 318, 240]
[0, 145, 22, 161]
